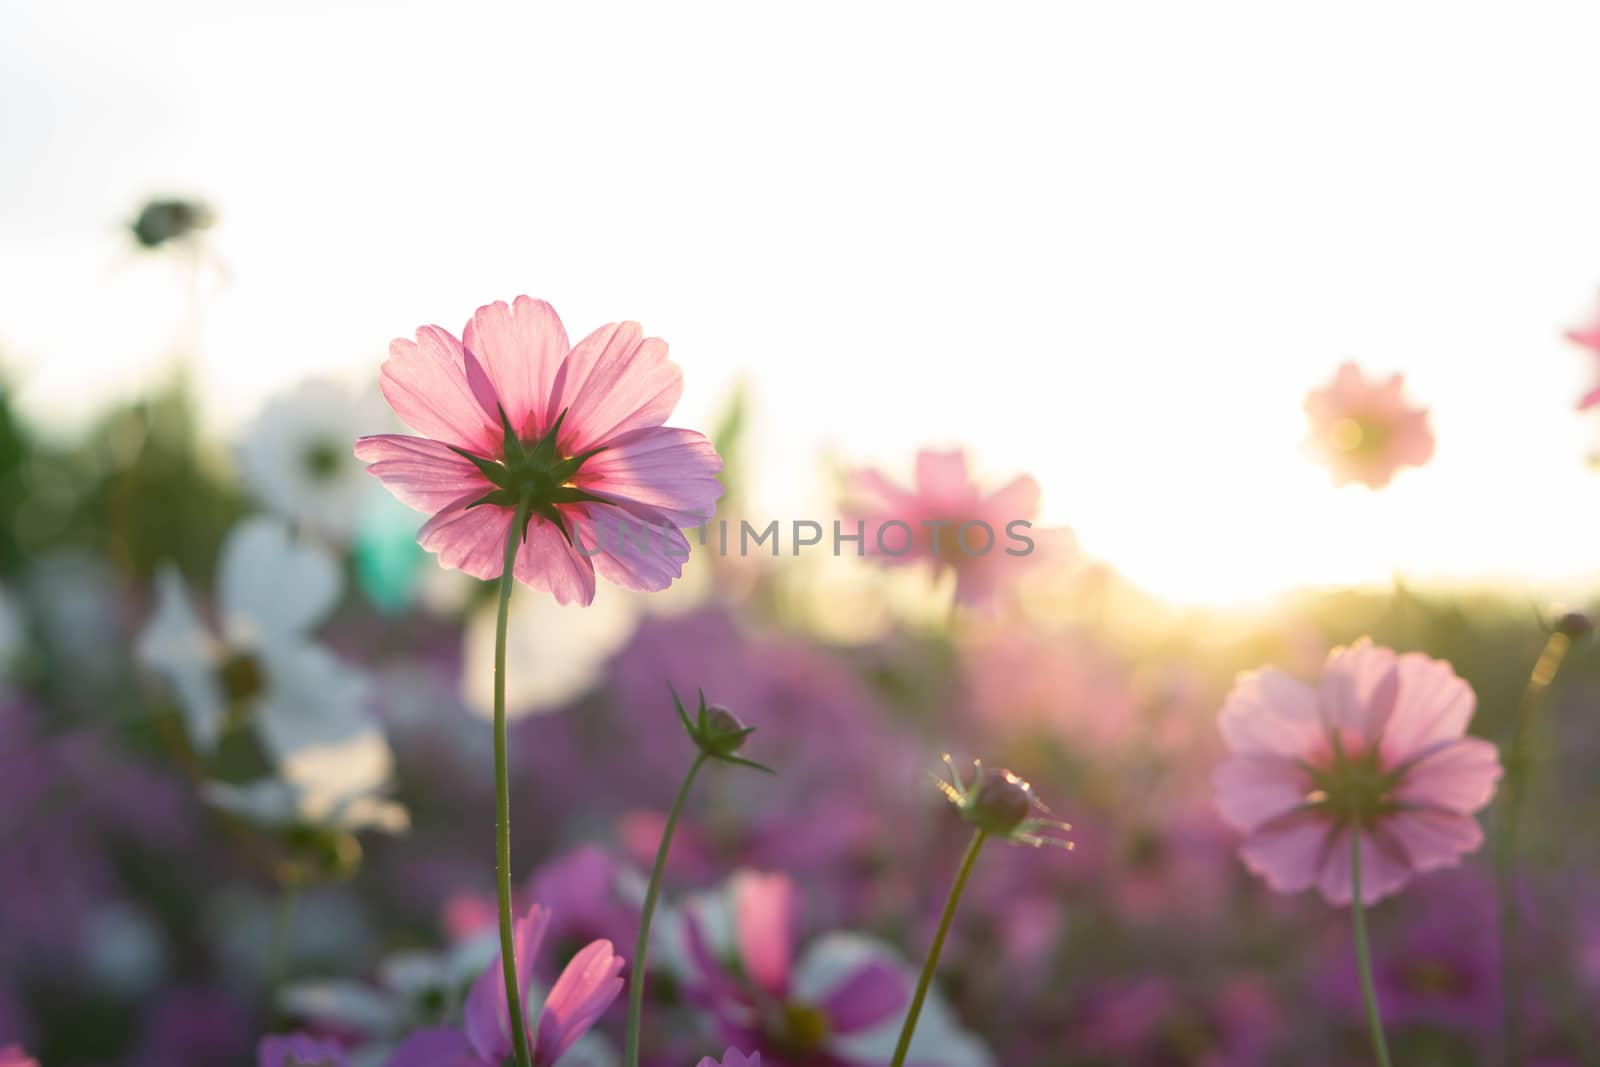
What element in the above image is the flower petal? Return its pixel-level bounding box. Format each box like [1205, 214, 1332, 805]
[1315, 824, 1415, 906]
[550, 322, 683, 452]
[533, 940, 625, 1067]
[815, 958, 907, 1034]
[512, 515, 599, 605]
[914, 450, 977, 506]
[1212, 754, 1313, 833]
[978, 473, 1040, 524]
[380, 325, 501, 454]
[733, 870, 794, 998]
[1382, 809, 1485, 873]
[843, 468, 921, 515]
[567, 502, 691, 595]
[1237, 811, 1332, 895]
[463, 297, 570, 438]
[354, 434, 492, 515]
[1319, 639, 1400, 751]
[1217, 669, 1324, 759]
[417, 495, 517, 582]
[1378, 653, 1477, 766]
[575, 426, 724, 526]
[465, 904, 549, 1063]
[217, 517, 343, 643]
[1392, 737, 1502, 814]
[135, 566, 224, 753]
[252, 640, 374, 766]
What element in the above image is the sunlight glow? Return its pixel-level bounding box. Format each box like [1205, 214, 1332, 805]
[4, 0, 1600, 608]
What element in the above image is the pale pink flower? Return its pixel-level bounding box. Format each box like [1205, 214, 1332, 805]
[386, 903, 624, 1067]
[1303, 363, 1435, 489]
[842, 449, 1071, 607]
[1563, 297, 1600, 410]
[1213, 638, 1501, 906]
[0, 1047, 36, 1067]
[355, 297, 722, 605]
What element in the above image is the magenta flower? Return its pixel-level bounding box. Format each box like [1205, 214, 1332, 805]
[681, 871, 990, 1067]
[386, 903, 624, 1067]
[842, 449, 1070, 608]
[0, 1046, 37, 1067]
[1563, 299, 1600, 410]
[1303, 362, 1435, 489]
[1214, 638, 1502, 905]
[697, 1053, 760, 1067]
[355, 297, 723, 605]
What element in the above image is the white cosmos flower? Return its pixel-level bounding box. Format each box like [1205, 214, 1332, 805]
[236, 378, 388, 542]
[281, 934, 499, 1067]
[204, 728, 408, 835]
[135, 516, 369, 759]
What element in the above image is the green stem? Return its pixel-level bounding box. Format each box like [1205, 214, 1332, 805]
[1350, 824, 1393, 1067]
[266, 877, 299, 1021]
[625, 751, 708, 1067]
[890, 829, 987, 1067]
[1496, 628, 1574, 1067]
[495, 504, 534, 1067]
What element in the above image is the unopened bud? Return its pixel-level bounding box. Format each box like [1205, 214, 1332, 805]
[703, 705, 749, 754]
[935, 755, 1072, 849]
[131, 198, 214, 249]
[967, 768, 1034, 835]
[671, 686, 772, 772]
[1557, 612, 1593, 639]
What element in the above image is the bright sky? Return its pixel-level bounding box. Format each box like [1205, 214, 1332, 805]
[4, 1, 1600, 606]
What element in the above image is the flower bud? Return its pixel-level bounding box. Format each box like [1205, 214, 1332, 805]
[131, 198, 214, 249]
[671, 686, 772, 772]
[966, 768, 1034, 835]
[935, 756, 1072, 849]
[703, 705, 749, 755]
[1557, 612, 1593, 639]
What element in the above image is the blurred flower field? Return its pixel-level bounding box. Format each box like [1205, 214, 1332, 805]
[1, 228, 1599, 1067]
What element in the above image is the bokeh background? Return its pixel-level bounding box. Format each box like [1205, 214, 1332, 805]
[2, 3, 1599, 1066]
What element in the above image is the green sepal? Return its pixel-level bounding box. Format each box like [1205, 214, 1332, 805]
[449, 445, 512, 489]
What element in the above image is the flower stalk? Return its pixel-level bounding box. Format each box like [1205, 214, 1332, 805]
[266, 873, 300, 1023]
[625, 689, 771, 1067]
[624, 751, 707, 1067]
[1496, 614, 1588, 1067]
[493, 500, 535, 1067]
[890, 828, 988, 1067]
[1350, 824, 1393, 1067]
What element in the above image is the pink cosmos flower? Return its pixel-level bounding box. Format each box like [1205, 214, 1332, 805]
[681, 871, 989, 1067]
[842, 449, 1071, 608]
[1563, 297, 1600, 410]
[386, 903, 624, 1067]
[0, 1047, 37, 1067]
[1303, 363, 1435, 489]
[698, 1053, 761, 1067]
[355, 297, 723, 605]
[1213, 639, 1501, 906]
